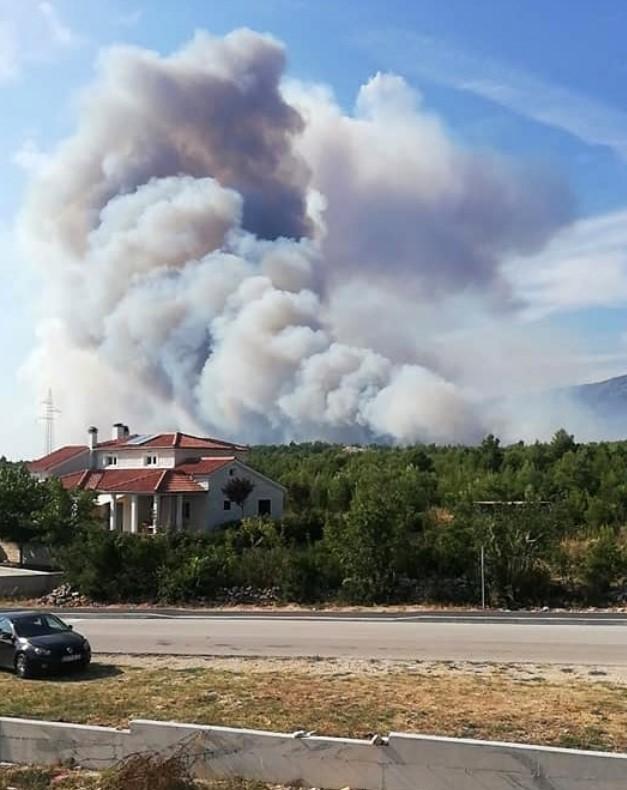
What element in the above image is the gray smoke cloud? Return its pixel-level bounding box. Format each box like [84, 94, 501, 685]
[20, 29, 574, 446]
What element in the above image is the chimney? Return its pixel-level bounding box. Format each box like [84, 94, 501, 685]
[113, 422, 126, 441]
[123, 424, 130, 438]
[88, 426, 98, 451]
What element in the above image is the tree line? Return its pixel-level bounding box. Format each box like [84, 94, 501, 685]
[0, 429, 625, 607]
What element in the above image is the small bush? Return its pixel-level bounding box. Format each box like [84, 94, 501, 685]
[157, 545, 232, 602]
[100, 751, 195, 790]
[582, 526, 626, 600]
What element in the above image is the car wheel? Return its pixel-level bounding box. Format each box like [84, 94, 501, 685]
[15, 653, 31, 680]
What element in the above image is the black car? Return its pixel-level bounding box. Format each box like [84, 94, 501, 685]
[0, 612, 91, 678]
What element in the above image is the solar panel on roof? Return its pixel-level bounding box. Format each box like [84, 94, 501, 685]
[125, 433, 160, 445]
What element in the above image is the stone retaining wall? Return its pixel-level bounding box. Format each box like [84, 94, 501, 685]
[0, 542, 54, 570]
[0, 716, 625, 789]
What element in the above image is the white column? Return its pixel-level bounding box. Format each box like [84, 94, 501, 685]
[109, 495, 118, 532]
[152, 495, 161, 533]
[176, 495, 183, 530]
[130, 495, 139, 534]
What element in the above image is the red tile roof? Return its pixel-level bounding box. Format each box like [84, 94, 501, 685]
[159, 471, 205, 493]
[57, 470, 90, 489]
[59, 468, 204, 494]
[95, 432, 247, 451]
[150, 433, 246, 450]
[175, 457, 234, 476]
[27, 446, 88, 473]
[30, 431, 245, 460]
[77, 469, 164, 493]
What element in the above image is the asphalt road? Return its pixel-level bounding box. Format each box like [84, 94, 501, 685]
[57, 612, 627, 665]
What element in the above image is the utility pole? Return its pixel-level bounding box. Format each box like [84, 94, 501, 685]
[480, 544, 486, 610]
[40, 389, 61, 455]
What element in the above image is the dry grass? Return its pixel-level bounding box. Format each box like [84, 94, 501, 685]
[0, 764, 274, 789]
[0, 661, 623, 753]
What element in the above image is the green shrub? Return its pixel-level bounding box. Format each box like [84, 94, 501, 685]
[582, 527, 626, 599]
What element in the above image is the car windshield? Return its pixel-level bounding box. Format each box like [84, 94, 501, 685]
[13, 615, 70, 638]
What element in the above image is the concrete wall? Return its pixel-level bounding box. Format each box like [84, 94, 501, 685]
[0, 717, 126, 769]
[0, 716, 624, 789]
[0, 569, 63, 598]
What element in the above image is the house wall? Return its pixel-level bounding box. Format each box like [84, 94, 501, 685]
[32, 451, 90, 481]
[183, 494, 211, 532]
[95, 449, 177, 470]
[197, 461, 284, 529]
[93, 447, 248, 471]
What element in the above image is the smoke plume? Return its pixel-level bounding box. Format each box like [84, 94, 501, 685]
[20, 29, 573, 445]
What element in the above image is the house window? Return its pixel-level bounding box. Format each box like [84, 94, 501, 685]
[258, 499, 271, 516]
[183, 502, 191, 520]
[223, 500, 231, 511]
[105, 455, 117, 466]
[144, 455, 158, 466]
[229, 468, 235, 476]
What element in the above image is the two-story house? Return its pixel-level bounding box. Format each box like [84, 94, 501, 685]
[28, 423, 285, 534]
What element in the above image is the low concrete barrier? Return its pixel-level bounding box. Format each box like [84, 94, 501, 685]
[0, 568, 62, 598]
[0, 717, 126, 768]
[0, 716, 625, 789]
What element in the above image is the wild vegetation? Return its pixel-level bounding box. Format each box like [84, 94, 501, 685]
[1, 430, 626, 607]
[0, 760, 272, 789]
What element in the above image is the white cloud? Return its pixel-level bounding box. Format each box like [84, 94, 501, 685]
[0, 19, 18, 80]
[0, 0, 79, 81]
[360, 29, 627, 161]
[116, 8, 143, 28]
[38, 1, 76, 47]
[506, 208, 627, 319]
[12, 139, 51, 174]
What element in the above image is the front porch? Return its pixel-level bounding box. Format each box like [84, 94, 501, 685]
[97, 494, 195, 534]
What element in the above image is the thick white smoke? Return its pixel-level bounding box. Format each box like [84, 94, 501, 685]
[19, 29, 572, 445]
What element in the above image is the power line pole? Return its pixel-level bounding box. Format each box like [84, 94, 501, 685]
[40, 389, 61, 455]
[480, 544, 486, 610]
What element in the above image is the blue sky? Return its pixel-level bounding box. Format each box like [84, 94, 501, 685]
[2, 0, 627, 456]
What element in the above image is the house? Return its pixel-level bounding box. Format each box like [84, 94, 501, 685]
[28, 423, 285, 534]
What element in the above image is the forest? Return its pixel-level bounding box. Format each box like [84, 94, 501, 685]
[0, 429, 626, 608]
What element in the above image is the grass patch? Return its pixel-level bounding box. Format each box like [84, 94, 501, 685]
[0, 662, 623, 752]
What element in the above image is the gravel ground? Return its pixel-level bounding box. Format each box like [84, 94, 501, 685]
[97, 653, 627, 685]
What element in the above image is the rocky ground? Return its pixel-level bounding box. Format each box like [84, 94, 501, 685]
[21, 582, 627, 613]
